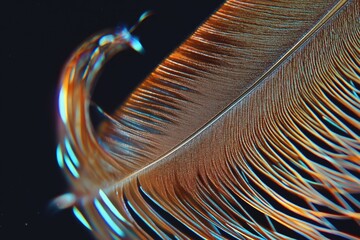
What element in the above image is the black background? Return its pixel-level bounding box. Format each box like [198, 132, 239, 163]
[2, 1, 224, 239]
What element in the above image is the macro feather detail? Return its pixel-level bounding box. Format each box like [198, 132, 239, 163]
[55, 0, 360, 239]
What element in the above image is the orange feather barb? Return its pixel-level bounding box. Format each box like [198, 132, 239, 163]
[55, 0, 360, 239]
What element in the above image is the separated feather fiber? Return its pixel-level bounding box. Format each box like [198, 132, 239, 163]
[55, 0, 360, 239]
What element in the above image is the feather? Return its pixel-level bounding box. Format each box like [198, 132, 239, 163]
[55, 0, 360, 239]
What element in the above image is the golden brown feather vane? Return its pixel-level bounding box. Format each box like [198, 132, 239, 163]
[55, 0, 360, 239]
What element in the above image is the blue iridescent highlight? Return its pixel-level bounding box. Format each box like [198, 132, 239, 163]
[94, 199, 125, 237]
[73, 207, 92, 230]
[64, 155, 80, 178]
[139, 11, 152, 22]
[59, 87, 67, 124]
[323, 116, 346, 133]
[65, 138, 80, 168]
[127, 200, 163, 237]
[56, 144, 64, 168]
[99, 189, 126, 222]
[99, 34, 115, 46]
[129, 37, 144, 53]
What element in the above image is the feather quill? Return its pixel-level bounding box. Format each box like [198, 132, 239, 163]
[56, 0, 360, 239]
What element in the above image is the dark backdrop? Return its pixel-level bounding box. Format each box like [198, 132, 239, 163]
[2, 1, 224, 239]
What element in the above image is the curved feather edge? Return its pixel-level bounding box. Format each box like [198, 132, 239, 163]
[56, 0, 360, 239]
